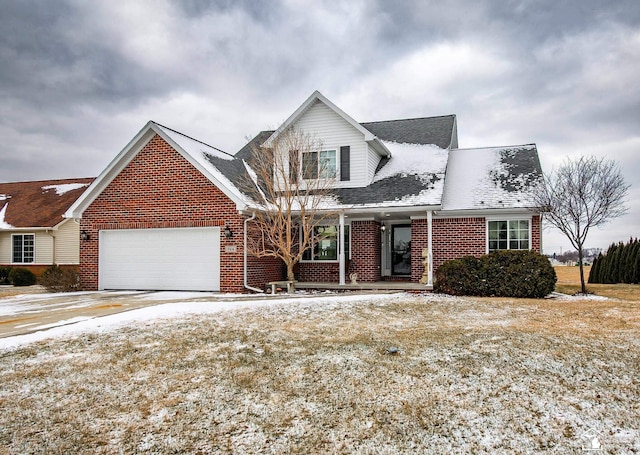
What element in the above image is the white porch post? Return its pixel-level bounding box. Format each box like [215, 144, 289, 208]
[339, 212, 346, 285]
[427, 210, 433, 286]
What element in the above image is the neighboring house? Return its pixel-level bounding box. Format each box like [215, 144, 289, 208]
[67, 91, 542, 292]
[0, 178, 94, 275]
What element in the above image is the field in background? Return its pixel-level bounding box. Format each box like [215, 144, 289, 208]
[554, 265, 640, 301]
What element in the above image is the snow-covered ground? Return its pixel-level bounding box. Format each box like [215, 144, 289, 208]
[0, 291, 638, 453]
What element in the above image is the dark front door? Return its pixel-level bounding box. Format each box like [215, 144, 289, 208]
[392, 225, 411, 276]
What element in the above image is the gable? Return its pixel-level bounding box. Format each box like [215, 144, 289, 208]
[66, 121, 252, 219]
[83, 134, 238, 219]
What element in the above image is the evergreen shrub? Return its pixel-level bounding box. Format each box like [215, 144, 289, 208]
[8, 267, 36, 286]
[0, 266, 10, 285]
[435, 250, 556, 298]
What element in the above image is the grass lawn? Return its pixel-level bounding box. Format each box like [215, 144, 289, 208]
[0, 271, 638, 453]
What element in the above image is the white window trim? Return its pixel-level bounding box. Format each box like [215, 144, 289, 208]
[302, 148, 339, 181]
[485, 216, 532, 253]
[11, 233, 36, 264]
[300, 223, 351, 263]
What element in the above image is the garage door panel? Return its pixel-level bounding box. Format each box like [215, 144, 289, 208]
[99, 227, 220, 291]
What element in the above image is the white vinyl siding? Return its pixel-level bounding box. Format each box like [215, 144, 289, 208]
[0, 232, 11, 263]
[55, 219, 81, 264]
[293, 101, 369, 188]
[367, 145, 382, 182]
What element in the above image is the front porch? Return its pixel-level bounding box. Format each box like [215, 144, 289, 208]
[294, 280, 433, 292]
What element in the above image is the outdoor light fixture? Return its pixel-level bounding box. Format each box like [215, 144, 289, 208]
[380, 225, 386, 232]
[80, 230, 90, 241]
[224, 225, 233, 238]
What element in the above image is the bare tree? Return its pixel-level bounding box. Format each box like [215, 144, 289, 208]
[242, 127, 338, 286]
[533, 156, 630, 293]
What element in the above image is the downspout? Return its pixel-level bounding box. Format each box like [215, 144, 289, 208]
[427, 210, 433, 286]
[339, 212, 345, 285]
[244, 212, 264, 293]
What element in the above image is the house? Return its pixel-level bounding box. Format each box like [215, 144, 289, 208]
[66, 91, 542, 292]
[0, 178, 94, 275]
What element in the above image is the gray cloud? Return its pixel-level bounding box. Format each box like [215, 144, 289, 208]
[0, 0, 638, 250]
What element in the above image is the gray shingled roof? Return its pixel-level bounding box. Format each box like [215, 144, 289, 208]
[362, 115, 456, 148]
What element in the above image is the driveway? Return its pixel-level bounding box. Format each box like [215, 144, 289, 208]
[0, 286, 270, 338]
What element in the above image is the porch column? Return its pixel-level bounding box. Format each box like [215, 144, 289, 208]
[427, 210, 433, 286]
[339, 213, 346, 285]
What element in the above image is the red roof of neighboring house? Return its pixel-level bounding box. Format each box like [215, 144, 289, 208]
[0, 178, 94, 228]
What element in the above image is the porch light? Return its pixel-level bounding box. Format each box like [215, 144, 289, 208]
[224, 225, 233, 238]
[80, 230, 90, 241]
[380, 225, 386, 232]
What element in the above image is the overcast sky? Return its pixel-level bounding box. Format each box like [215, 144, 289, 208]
[1, 0, 639, 254]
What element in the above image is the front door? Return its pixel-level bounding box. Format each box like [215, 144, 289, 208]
[391, 225, 411, 276]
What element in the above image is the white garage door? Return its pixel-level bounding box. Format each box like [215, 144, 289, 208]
[99, 227, 220, 291]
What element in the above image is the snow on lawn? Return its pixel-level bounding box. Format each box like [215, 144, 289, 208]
[0, 293, 638, 454]
[0, 292, 401, 350]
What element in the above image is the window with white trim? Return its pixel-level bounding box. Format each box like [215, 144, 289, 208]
[302, 225, 350, 261]
[488, 220, 530, 252]
[302, 149, 337, 179]
[12, 234, 35, 263]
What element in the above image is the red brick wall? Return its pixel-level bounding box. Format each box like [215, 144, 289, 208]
[297, 261, 340, 282]
[351, 220, 381, 282]
[431, 215, 543, 275]
[79, 133, 268, 293]
[432, 217, 486, 273]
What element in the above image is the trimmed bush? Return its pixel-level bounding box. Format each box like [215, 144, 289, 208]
[0, 266, 10, 285]
[432, 256, 485, 296]
[8, 267, 37, 287]
[39, 266, 80, 292]
[435, 250, 556, 298]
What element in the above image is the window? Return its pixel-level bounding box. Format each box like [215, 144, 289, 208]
[488, 220, 530, 252]
[302, 149, 337, 179]
[302, 225, 350, 261]
[13, 234, 35, 263]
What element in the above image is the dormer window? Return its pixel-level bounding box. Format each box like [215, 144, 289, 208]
[303, 150, 337, 179]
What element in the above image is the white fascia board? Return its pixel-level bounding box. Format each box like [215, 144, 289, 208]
[64, 121, 157, 219]
[264, 91, 376, 147]
[435, 208, 540, 218]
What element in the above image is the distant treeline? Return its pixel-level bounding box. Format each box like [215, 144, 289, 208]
[588, 238, 640, 284]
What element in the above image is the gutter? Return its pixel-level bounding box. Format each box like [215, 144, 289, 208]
[243, 212, 264, 293]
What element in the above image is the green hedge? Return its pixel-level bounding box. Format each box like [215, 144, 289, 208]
[435, 250, 556, 298]
[8, 267, 37, 287]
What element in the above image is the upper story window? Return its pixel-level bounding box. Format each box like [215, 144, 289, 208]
[488, 220, 530, 252]
[302, 150, 337, 179]
[13, 234, 35, 263]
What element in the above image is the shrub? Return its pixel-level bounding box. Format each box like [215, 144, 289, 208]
[435, 250, 556, 298]
[0, 266, 10, 285]
[433, 256, 484, 296]
[8, 267, 37, 286]
[39, 266, 80, 292]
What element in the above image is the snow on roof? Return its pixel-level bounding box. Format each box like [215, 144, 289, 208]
[0, 203, 14, 228]
[442, 145, 540, 211]
[375, 141, 448, 182]
[154, 123, 252, 207]
[41, 182, 90, 196]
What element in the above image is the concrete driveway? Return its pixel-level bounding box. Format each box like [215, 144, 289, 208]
[0, 286, 260, 338]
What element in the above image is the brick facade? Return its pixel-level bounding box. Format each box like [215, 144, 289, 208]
[351, 220, 382, 282]
[79, 133, 275, 293]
